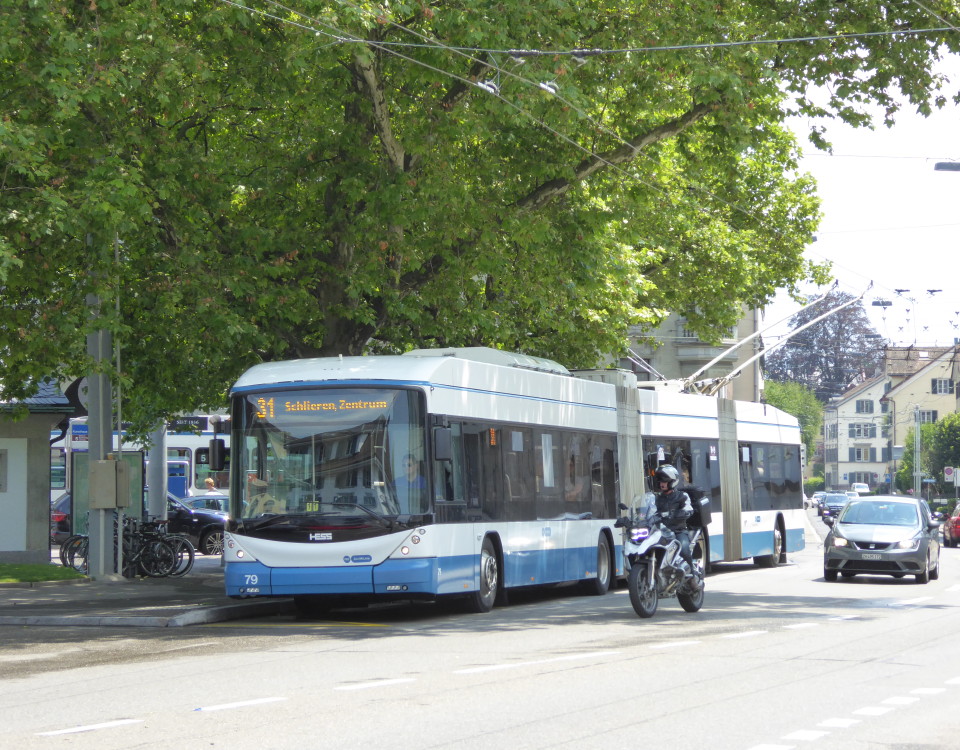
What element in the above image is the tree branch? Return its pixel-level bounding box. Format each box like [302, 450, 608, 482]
[514, 102, 717, 212]
[352, 50, 405, 173]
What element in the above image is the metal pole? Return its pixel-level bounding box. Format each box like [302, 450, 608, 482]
[86, 293, 113, 579]
[914, 406, 922, 497]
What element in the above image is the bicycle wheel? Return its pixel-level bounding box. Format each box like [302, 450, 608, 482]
[59, 534, 84, 567]
[137, 538, 178, 577]
[165, 535, 196, 578]
[65, 536, 89, 574]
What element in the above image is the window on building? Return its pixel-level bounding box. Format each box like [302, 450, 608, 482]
[855, 400, 874, 414]
[919, 410, 939, 424]
[827, 424, 838, 440]
[932, 378, 954, 395]
[848, 423, 877, 439]
[853, 448, 872, 462]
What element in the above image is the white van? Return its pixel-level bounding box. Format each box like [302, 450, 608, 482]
[851, 482, 870, 495]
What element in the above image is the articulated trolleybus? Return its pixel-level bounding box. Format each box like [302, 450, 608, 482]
[221, 348, 803, 612]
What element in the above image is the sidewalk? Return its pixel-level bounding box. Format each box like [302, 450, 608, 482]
[0, 564, 294, 628]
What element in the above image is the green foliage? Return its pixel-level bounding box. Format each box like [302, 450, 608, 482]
[763, 380, 823, 457]
[896, 423, 938, 494]
[2, 1, 957, 431]
[804, 476, 824, 496]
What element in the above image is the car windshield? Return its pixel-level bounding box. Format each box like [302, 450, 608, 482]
[838, 500, 919, 526]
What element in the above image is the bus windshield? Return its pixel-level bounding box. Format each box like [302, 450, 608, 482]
[234, 388, 428, 522]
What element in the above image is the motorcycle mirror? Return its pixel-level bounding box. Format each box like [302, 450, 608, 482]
[618, 503, 628, 511]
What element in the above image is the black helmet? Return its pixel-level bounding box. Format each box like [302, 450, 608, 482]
[654, 465, 681, 490]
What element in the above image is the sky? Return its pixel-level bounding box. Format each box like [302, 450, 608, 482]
[762, 55, 960, 350]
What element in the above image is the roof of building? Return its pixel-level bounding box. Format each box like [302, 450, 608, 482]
[0, 379, 73, 414]
[885, 345, 954, 378]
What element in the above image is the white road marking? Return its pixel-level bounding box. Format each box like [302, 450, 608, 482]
[818, 718, 861, 728]
[945, 584, 960, 592]
[882, 696, 919, 705]
[945, 677, 960, 686]
[195, 697, 287, 711]
[783, 623, 818, 630]
[912, 687, 947, 694]
[649, 640, 701, 650]
[853, 706, 893, 716]
[335, 678, 416, 691]
[745, 745, 794, 750]
[36, 719, 143, 736]
[781, 730, 829, 741]
[722, 630, 769, 638]
[453, 651, 619, 675]
[827, 615, 860, 621]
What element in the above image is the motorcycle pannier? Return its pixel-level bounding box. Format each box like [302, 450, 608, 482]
[688, 496, 712, 528]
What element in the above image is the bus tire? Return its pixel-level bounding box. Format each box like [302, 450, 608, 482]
[581, 533, 612, 596]
[464, 537, 499, 613]
[753, 520, 784, 568]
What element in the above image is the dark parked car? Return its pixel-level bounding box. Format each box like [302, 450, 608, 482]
[49, 491, 226, 556]
[823, 495, 941, 583]
[166, 493, 226, 555]
[184, 494, 229, 513]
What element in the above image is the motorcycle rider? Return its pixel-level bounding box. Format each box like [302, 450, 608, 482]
[652, 464, 696, 576]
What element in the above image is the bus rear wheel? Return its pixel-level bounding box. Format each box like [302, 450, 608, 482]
[580, 534, 612, 596]
[754, 523, 784, 568]
[464, 538, 499, 613]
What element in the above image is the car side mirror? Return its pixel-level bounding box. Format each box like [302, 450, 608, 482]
[823, 517, 834, 528]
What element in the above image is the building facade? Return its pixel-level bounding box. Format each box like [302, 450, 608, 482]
[823, 376, 889, 492]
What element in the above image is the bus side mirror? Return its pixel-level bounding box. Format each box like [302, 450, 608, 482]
[433, 427, 452, 462]
[209, 438, 226, 471]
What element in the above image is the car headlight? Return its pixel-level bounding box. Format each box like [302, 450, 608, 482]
[897, 538, 920, 550]
[832, 537, 850, 548]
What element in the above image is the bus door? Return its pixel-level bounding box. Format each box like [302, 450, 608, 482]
[167, 460, 191, 499]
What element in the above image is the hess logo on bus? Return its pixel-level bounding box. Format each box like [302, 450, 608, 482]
[309, 532, 333, 541]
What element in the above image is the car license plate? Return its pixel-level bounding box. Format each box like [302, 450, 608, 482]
[861, 553, 882, 560]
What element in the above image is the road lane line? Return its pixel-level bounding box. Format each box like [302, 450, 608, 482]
[722, 630, 768, 638]
[195, 697, 287, 711]
[818, 718, 860, 728]
[853, 706, 893, 716]
[335, 678, 416, 691]
[453, 651, 619, 675]
[36, 719, 143, 736]
[781, 730, 829, 741]
[912, 687, 947, 694]
[882, 696, 919, 705]
[783, 623, 818, 629]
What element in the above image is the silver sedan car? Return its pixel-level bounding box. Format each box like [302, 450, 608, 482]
[823, 495, 941, 583]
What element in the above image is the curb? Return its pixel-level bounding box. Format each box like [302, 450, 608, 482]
[0, 599, 296, 628]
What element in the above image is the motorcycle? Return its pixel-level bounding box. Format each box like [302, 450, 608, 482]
[615, 492, 711, 618]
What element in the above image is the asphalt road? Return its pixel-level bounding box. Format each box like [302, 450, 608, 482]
[4, 510, 959, 749]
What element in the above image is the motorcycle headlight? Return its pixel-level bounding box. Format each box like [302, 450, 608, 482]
[630, 528, 650, 542]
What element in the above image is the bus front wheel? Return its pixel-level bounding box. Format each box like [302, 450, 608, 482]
[464, 538, 500, 613]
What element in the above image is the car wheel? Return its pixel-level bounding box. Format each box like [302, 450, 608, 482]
[824, 569, 838, 582]
[916, 556, 930, 584]
[930, 557, 940, 580]
[200, 528, 224, 556]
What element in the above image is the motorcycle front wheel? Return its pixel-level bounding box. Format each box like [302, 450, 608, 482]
[628, 563, 658, 618]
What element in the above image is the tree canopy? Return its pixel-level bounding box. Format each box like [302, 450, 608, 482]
[764, 290, 885, 400]
[3, 1, 958, 430]
[763, 380, 823, 458]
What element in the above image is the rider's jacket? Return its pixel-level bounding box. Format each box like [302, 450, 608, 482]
[655, 489, 693, 531]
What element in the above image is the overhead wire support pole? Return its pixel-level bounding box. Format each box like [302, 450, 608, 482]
[700, 284, 873, 397]
[682, 281, 838, 391]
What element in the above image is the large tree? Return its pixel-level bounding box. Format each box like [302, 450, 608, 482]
[764, 290, 885, 400]
[2, 1, 957, 430]
[763, 380, 823, 459]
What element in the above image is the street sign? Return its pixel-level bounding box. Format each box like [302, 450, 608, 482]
[946, 466, 956, 484]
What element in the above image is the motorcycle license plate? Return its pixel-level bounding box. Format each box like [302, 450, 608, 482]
[860, 553, 882, 560]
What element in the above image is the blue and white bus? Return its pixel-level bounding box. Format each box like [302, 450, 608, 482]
[221, 348, 803, 612]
